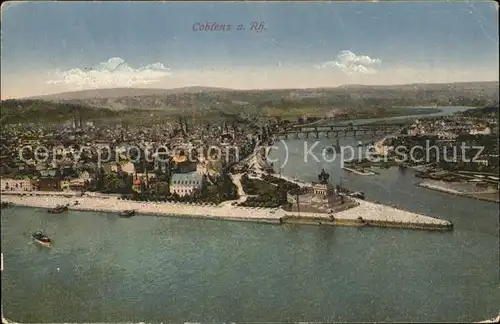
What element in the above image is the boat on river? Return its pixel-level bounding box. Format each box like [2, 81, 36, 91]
[32, 230, 52, 248]
[119, 210, 135, 217]
[47, 204, 69, 214]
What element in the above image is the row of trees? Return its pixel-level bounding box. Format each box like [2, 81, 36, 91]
[261, 174, 300, 192]
[239, 174, 297, 208]
[88, 171, 134, 194]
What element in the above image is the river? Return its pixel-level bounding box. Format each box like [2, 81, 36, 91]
[314, 105, 475, 126]
[1, 106, 499, 322]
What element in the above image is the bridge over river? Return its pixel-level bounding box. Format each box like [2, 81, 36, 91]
[276, 122, 408, 139]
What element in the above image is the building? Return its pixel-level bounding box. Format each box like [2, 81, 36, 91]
[60, 179, 71, 191]
[286, 169, 343, 213]
[169, 171, 204, 197]
[154, 155, 170, 174]
[171, 150, 197, 173]
[0, 179, 36, 191]
[78, 171, 91, 182]
[68, 180, 86, 192]
[60, 178, 87, 192]
[39, 168, 58, 178]
[374, 142, 393, 156]
[220, 132, 234, 142]
[132, 177, 143, 193]
[470, 126, 491, 135]
[37, 178, 61, 191]
[111, 161, 135, 174]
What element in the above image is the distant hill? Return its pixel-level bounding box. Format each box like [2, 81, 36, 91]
[2, 81, 499, 125]
[0, 98, 242, 125]
[17, 81, 500, 116]
[29, 86, 233, 101]
[337, 81, 499, 90]
[27, 86, 237, 111]
[0, 99, 121, 124]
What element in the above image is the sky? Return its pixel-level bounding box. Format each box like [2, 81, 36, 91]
[1, 1, 499, 99]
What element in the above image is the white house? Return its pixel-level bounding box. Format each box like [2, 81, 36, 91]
[169, 171, 204, 197]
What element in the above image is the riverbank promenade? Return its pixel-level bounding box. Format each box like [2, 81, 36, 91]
[1, 191, 453, 231]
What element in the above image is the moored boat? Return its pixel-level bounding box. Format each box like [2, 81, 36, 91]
[1, 201, 12, 209]
[32, 230, 52, 248]
[477, 314, 500, 323]
[355, 216, 367, 226]
[48, 204, 69, 214]
[349, 191, 365, 199]
[119, 209, 135, 217]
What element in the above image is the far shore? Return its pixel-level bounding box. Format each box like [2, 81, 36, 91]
[417, 180, 499, 203]
[1, 190, 453, 231]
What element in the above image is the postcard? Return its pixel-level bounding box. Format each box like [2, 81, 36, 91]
[1, 1, 499, 323]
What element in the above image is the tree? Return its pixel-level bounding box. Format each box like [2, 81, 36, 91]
[155, 181, 170, 198]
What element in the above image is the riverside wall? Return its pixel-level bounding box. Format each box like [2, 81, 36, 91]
[1, 191, 453, 231]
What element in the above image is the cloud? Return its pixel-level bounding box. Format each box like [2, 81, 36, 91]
[316, 50, 382, 75]
[46, 57, 171, 89]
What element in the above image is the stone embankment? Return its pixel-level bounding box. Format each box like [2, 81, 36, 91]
[1, 193, 283, 224]
[417, 180, 499, 203]
[282, 198, 452, 231]
[2, 191, 453, 231]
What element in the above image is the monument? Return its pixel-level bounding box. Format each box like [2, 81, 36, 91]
[286, 169, 346, 213]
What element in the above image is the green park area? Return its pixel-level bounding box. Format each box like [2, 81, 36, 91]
[239, 174, 299, 208]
